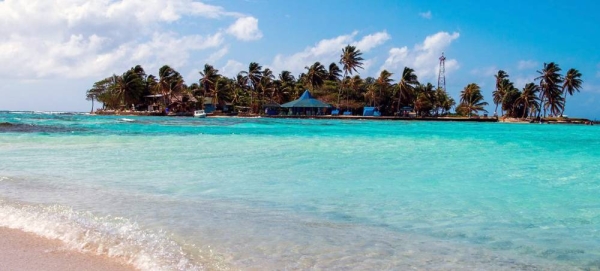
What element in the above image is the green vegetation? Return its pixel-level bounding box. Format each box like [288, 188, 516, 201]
[490, 62, 583, 119]
[86, 48, 582, 118]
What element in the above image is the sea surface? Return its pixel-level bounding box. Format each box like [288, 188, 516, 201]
[0, 111, 599, 270]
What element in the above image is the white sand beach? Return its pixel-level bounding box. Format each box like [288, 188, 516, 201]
[0, 227, 136, 271]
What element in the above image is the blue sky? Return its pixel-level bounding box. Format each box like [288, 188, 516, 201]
[1, 0, 599, 118]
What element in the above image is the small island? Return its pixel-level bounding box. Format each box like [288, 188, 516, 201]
[86, 46, 589, 124]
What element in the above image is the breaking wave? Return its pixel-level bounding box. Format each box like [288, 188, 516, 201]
[0, 201, 203, 271]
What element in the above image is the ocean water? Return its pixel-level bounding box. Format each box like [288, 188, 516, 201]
[0, 111, 599, 270]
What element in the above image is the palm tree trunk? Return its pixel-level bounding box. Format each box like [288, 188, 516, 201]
[338, 72, 346, 108]
[377, 87, 381, 108]
[543, 104, 547, 118]
[537, 94, 544, 119]
[90, 98, 95, 114]
[396, 87, 402, 114]
[250, 87, 254, 113]
[561, 91, 567, 117]
[346, 86, 351, 111]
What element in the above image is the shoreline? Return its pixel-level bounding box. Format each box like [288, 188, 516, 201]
[265, 115, 500, 122]
[0, 227, 137, 271]
[96, 110, 501, 122]
[93, 111, 596, 124]
[499, 117, 594, 124]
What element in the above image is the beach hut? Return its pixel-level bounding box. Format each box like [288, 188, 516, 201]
[262, 101, 281, 116]
[203, 97, 216, 113]
[144, 94, 164, 111]
[281, 90, 331, 115]
[235, 106, 251, 116]
[204, 97, 234, 113]
[363, 107, 381, 116]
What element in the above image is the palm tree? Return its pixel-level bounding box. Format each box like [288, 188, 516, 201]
[259, 68, 275, 108]
[270, 80, 283, 103]
[239, 62, 263, 112]
[515, 83, 540, 118]
[397, 67, 419, 112]
[344, 75, 363, 111]
[199, 64, 219, 98]
[493, 70, 508, 116]
[327, 62, 342, 82]
[364, 82, 377, 107]
[133, 65, 147, 81]
[413, 83, 435, 116]
[435, 88, 455, 115]
[535, 62, 563, 117]
[304, 62, 327, 91]
[375, 70, 393, 108]
[158, 65, 184, 108]
[544, 89, 565, 117]
[187, 82, 201, 108]
[339, 45, 364, 107]
[443, 98, 456, 115]
[188, 82, 200, 95]
[459, 83, 488, 117]
[112, 72, 142, 110]
[120, 69, 145, 109]
[212, 77, 230, 108]
[502, 83, 521, 118]
[278, 70, 296, 102]
[561, 68, 583, 116]
[499, 79, 518, 117]
[230, 73, 249, 106]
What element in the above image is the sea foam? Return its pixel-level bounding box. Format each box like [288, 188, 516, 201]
[0, 201, 202, 271]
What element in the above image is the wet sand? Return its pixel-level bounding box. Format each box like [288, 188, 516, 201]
[0, 227, 136, 271]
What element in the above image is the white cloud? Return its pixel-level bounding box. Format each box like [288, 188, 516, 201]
[362, 59, 375, 73]
[419, 11, 432, 19]
[0, 0, 252, 79]
[206, 46, 229, 64]
[226, 16, 263, 41]
[132, 32, 224, 69]
[221, 60, 245, 77]
[514, 76, 536, 89]
[470, 66, 498, 77]
[383, 47, 409, 68]
[270, 31, 389, 76]
[517, 60, 538, 70]
[581, 83, 600, 94]
[380, 32, 460, 82]
[353, 31, 391, 52]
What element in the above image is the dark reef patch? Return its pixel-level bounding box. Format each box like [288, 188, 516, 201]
[0, 122, 84, 133]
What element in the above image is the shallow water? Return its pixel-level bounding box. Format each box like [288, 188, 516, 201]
[0, 111, 599, 270]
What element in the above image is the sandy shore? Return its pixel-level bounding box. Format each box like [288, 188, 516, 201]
[0, 227, 137, 271]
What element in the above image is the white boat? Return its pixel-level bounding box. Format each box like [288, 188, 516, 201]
[193, 110, 207, 118]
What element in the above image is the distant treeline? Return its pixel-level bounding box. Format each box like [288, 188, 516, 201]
[86, 45, 582, 118]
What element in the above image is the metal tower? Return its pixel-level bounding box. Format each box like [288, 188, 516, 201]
[437, 52, 446, 92]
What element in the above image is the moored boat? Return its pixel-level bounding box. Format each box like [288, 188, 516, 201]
[193, 110, 207, 118]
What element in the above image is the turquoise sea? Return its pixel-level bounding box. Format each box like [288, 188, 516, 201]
[0, 111, 599, 270]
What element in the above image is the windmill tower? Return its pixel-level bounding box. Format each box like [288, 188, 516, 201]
[437, 53, 446, 92]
